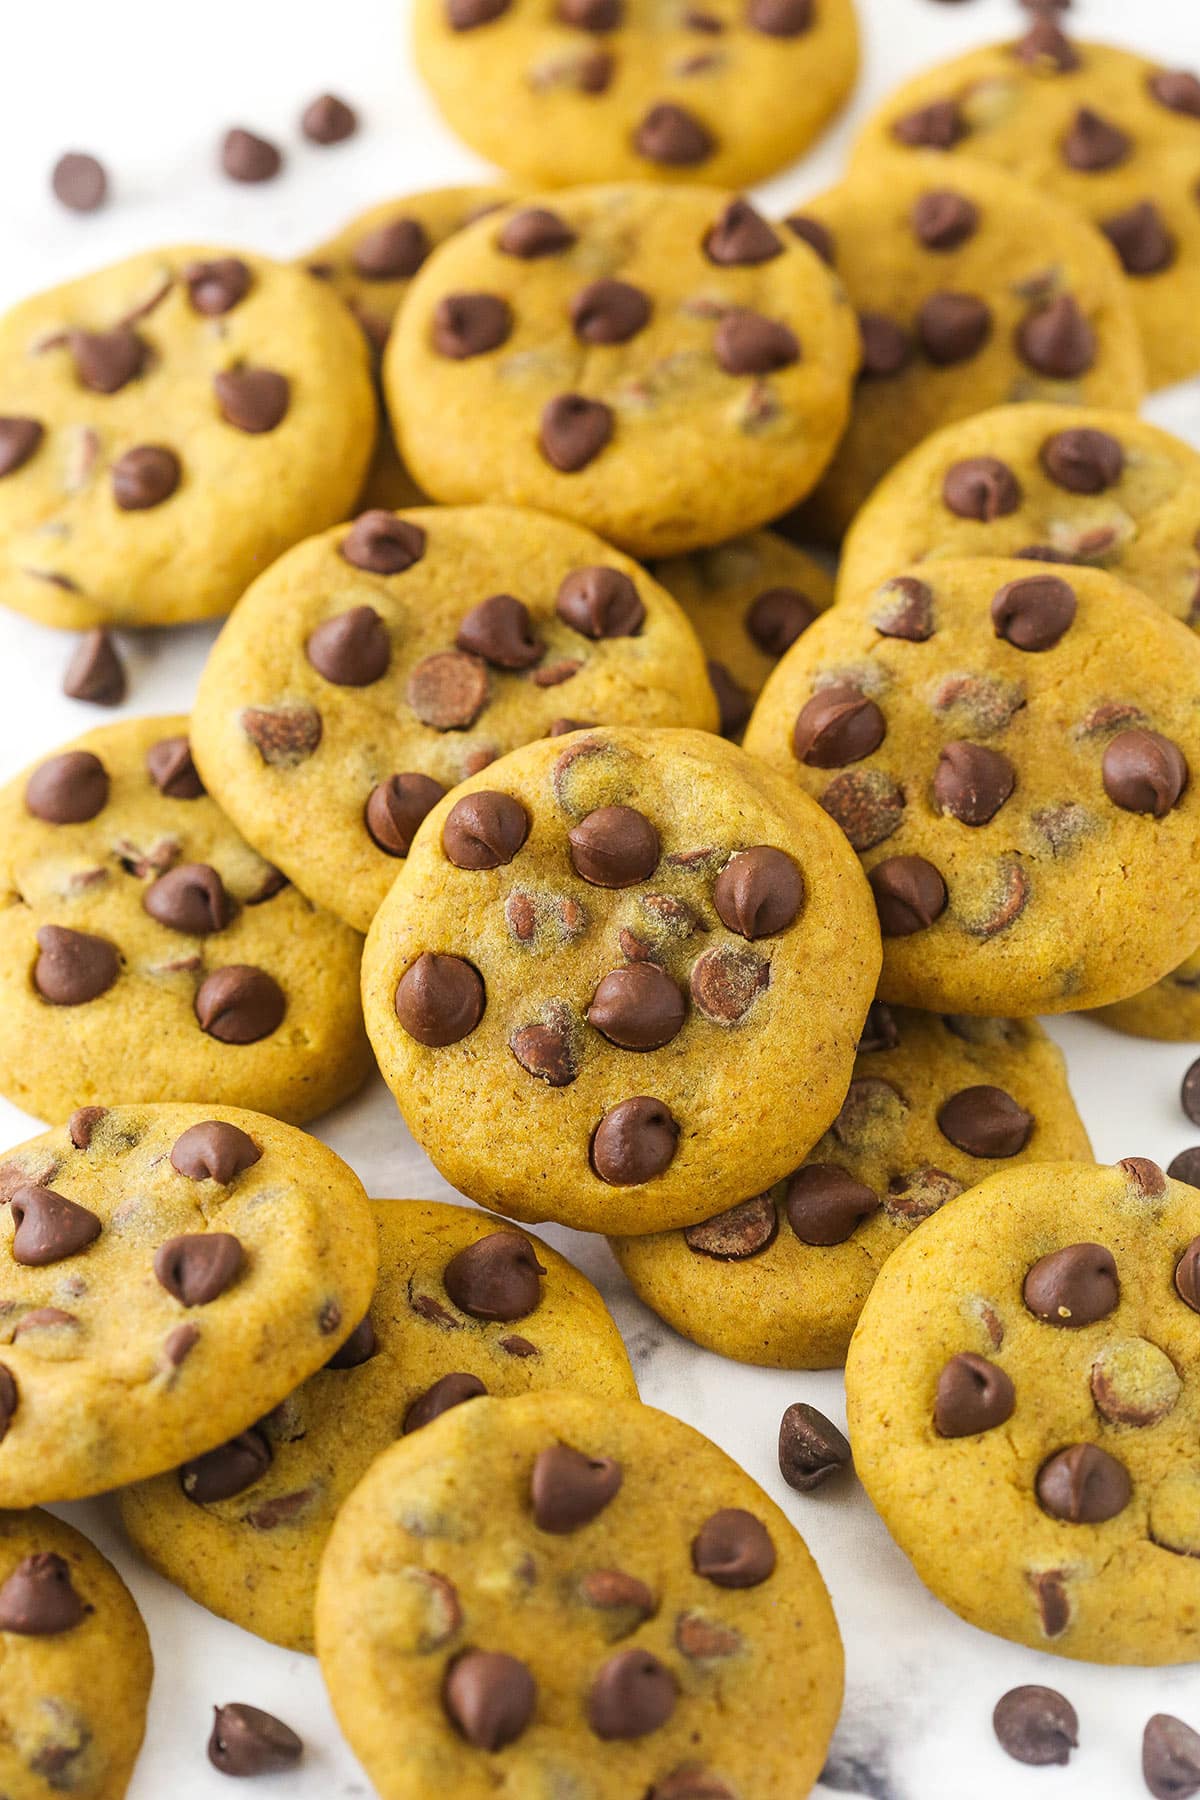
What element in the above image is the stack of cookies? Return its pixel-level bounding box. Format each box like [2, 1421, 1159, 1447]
[1, 2, 1200, 1794]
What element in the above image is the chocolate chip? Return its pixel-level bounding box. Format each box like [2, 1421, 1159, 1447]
[871, 575, 934, 641]
[221, 127, 282, 182]
[184, 258, 252, 316]
[68, 1106, 105, 1150]
[443, 1231, 545, 1320]
[511, 1017, 578, 1086]
[456, 594, 543, 668]
[51, 151, 107, 213]
[1143, 1714, 1200, 1800]
[111, 444, 180, 510]
[684, 1193, 778, 1260]
[0, 1554, 85, 1636]
[793, 682, 885, 768]
[1101, 201, 1176, 277]
[193, 965, 284, 1043]
[701, 662, 746, 737]
[1014, 18, 1078, 71]
[1037, 1442, 1131, 1523]
[144, 736, 203, 800]
[497, 207, 576, 258]
[350, 220, 428, 285]
[1102, 729, 1188, 816]
[857, 312, 912, 379]
[715, 310, 799, 376]
[778, 1403, 851, 1491]
[934, 1351, 1015, 1437]
[634, 102, 714, 165]
[1040, 427, 1125, 495]
[0, 416, 43, 477]
[568, 806, 659, 887]
[394, 953, 484, 1046]
[1169, 1151, 1200, 1192]
[991, 574, 1076, 650]
[301, 92, 357, 144]
[649, 1771, 736, 1800]
[34, 925, 118, 1005]
[306, 605, 391, 686]
[784, 1165, 879, 1244]
[559, 0, 621, 24]
[894, 97, 965, 148]
[703, 199, 782, 267]
[539, 394, 614, 472]
[432, 292, 512, 359]
[8, 1185, 101, 1266]
[588, 1649, 676, 1740]
[208, 1705, 303, 1777]
[154, 1232, 244, 1305]
[785, 214, 836, 265]
[170, 1121, 261, 1184]
[580, 1568, 655, 1630]
[364, 772, 444, 856]
[1150, 69, 1200, 116]
[591, 1097, 678, 1185]
[689, 943, 768, 1023]
[933, 742, 1016, 826]
[570, 279, 652, 346]
[241, 704, 322, 767]
[325, 1314, 378, 1369]
[744, 586, 816, 657]
[341, 510, 426, 574]
[181, 1429, 271, 1503]
[1062, 107, 1130, 171]
[442, 791, 529, 870]
[213, 366, 290, 434]
[26, 751, 110, 825]
[868, 856, 947, 936]
[943, 457, 1022, 521]
[1183, 1059, 1200, 1130]
[443, 1650, 535, 1751]
[70, 327, 145, 394]
[62, 628, 125, 706]
[993, 1687, 1079, 1767]
[144, 863, 231, 935]
[1174, 1237, 1200, 1312]
[692, 1508, 774, 1588]
[712, 846, 801, 940]
[556, 566, 645, 639]
[588, 964, 686, 1049]
[407, 651, 489, 729]
[911, 189, 979, 251]
[1024, 1242, 1119, 1326]
[403, 1371, 487, 1433]
[917, 292, 991, 365]
[1018, 295, 1095, 378]
[532, 1444, 622, 1532]
[937, 1085, 1033, 1157]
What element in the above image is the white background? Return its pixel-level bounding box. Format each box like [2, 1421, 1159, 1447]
[3, 0, 1200, 1794]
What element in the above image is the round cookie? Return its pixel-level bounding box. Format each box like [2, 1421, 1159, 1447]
[850, 24, 1200, 391]
[316, 1389, 843, 1800]
[1095, 948, 1200, 1041]
[743, 558, 1200, 1016]
[0, 1103, 376, 1505]
[0, 715, 371, 1124]
[192, 506, 717, 934]
[386, 186, 859, 557]
[838, 404, 1200, 631]
[412, 0, 859, 190]
[847, 1155, 1200, 1664]
[612, 1007, 1092, 1368]
[0, 1509, 152, 1800]
[363, 725, 881, 1234]
[652, 530, 834, 738]
[119, 1199, 636, 1654]
[783, 157, 1145, 542]
[0, 246, 375, 629]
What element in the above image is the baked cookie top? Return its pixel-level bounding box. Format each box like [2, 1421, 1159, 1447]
[783, 156, 1145, 541]
[1095, 949, 1200, 1044]
[192, 506, 716, 934]
[838, 404, 1200, 632]
[316, 1389, 843, 1800]
[611, 1007, 1092, 1368]
[847, 1156, 1200, 1664]
[850, 25, 1200, 390]
[744, 558, 1200, 1015]
[0, 246, 375, 629]
[386, 185, 859, 557]
[363, 726, 880, 1235]
[412, 0, 859, 189]
[0, 714, 370, 1125]
[0, 1104, 376, 1506]
[119, 1198, 636, 1655]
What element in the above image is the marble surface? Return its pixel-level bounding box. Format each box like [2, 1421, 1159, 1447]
[2, 0, 1200, 1793]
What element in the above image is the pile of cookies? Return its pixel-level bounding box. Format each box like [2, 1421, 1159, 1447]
[2, 1, 1200, 1794]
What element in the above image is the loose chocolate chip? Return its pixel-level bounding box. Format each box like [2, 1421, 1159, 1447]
[1150, 70, 1200, 116]
[684, 1193, 778, 1260]
[0, 416, 43, 477]
[634, 102, 715, 165]
[704, 198, 782, 267]
[1169, 1151, 1200, 1192]
[182, 1429, 272, 1503]
[70, 327, 145, 394]
[868, 856, 947, 936]
[51, 151, 107, 213]
[184, 258, 252, 316]
[570, 279, 652, 346]
[917, 292, 992, 365]
[785, 1165, 879, 1245]
[591, 1097, 679, 1185]
[456, 594, 543, 669]
[1101, 201, 1176, 277]
[778, 1402, 852, 1491]
[341, 510, 426, 574]
[403, 1371, 487, 1433]
[938, 1085, 1033, 1156]
[145, 736, 204, 799]
[510, 1018, 578, 1086]
[588, 964, 686, 1049]
[9, 1185, 101, 1266]
[301, 92, 358, 144]
[934, 1352, 1015, 1437]
[871, 575, 934, 641]
[443, 791, 529, 870]
[1174, 1237, 1200, 1312]
[194, 966, 284, 1043]
[991, 574, 1077, 651]
[532, 1444, 622, 1532]
[144, 862, 232, 936]
[785, 214, 836, 266]
[857, 312, 912, 379]
[569, 806, 659, 887]
[394, 953, 485, 1046]
[497, 207, 576, 258]
[366, 772, 444, 856]
[170, 1122, 261, 1184]
[745, 586, 816, 656]
[1102, 729, 1189, 816]
[213, 366, 290, 434]
[933, 742, 1016, 826]
[793, 682, 885, 768]
[712, 845, 803, 939]
[1037, 1443, 1131, 1523]
[432, 292, 512, 359]
[715, 310, 799, 376]
[539, 394, 614, 472]
[443, 1650, 535, 1750]
[111, 444, 180, 510]
[26, 751, 110, 825]
[1062, 107, 1130, 171]
[588, 1649, 677, 1740]
[1024, 1242, 1119, 1326]
[1184, 1059, 1200, 1128]
[911, 189, 980, 251]
[1017, 295, 1095, 378]
[63, 628, 125, 706]
[444, 1231, 545, 1320]
[307, 605, 391, 685]
[893, 98, 965, 149]
[556, 566, 645, 640]
[943, 457, 1022, 521]
[154, 1232, 244, 1305]
[326, 1315, 377, 1369]
[208, 1705, 303, 1777]
[1144, 1714, 1200, 1800]
[221, 127, 282, 182]
[0, 1554, 85, 1635]
[994, 1687, 1079, 1767]
[1040, 427, 1124, 494]
[692, 1508, 775, 1588]
[34, 925, 118, 1005]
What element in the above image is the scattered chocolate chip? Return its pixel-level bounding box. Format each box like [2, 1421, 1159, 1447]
[933, 742, 1016, 826]
[170, 1121, 261, 1184]
[570, 279, 652, 346]
[871, 575, 934, 641]
[301, 93, 357, 145]
[241, 705, 322, 766]
[154, 1232, 244, 1305]
[911, 189, 979, 251]
[1018, 295, 1095, 378]
[569, 806, 659, 887]
[1150, 69, 1200, 116]
[684, 1193, 778, 1260]
[341, 511, 426, 575]
[1174, 1237, 1200, 1312]
[745, 586, 816, 656]
[1143, 1714, 1200, 1800]
[406, 651, 490, 730]
[868, 856, 947, 936]
[1169, 1151, 1200, 1191]
[692, 1508, 774, 1588]
[432, 292, 512, 359]
[62, 628, 125, 706]
[1062, 106, 1130, 171]
[208, 1703, 303, 1777]
[1102, 729, 1188, 816]
[857, 312, 911, 379]
[184, 258, 252, 316]
[9, 1185, 101, 1266]
[1015, 17, 1079, 72]
[394, 953, 485, 1046]
[634, 102, 714, 165]
[182, 1430, 271, 1503]
[443, 1650, 535, 1751]
[588, 963, 686, 1049]
[442, 791, 529, 870]
[456, 594, 543, 669]
[111, 444, 180, 510]
[0, 416, 43, 477]
[306, 605, 390, 686]
[532, 1443, 622, 1532]
[793, 682, 885, 768]
[351, 219, 428, 285]
[365, 772, 444, 856]
[1101, 201, 1176, 277]
[143, 862, 231, 935]
[25, 751, 109, 824]
[34, 925, 119, 1005]
[539, 394, 614, 472]
[713, 846, 802, 938]
[221, 127, 282, 183]
[785, 214, 836, 265]
[918, 292, 991, 365]
[943, 457, 1021, 521]
[937, 1085, 1033, 1157]
[991, 574, 1076, 651]
[784, 1164, 879, 1244]
[591, 1097, 679, 1184]
[580, 1568, 655, 1630]
[13, 1308, 78, 1341]
[1024, 1242, 1119, 1326]
[934, 1351, 1015, 1437]
[1037, 1442, 1131, 1523]
[403, 1371, 487, 1433]
[556, 566, 644, 638]
[68, 1105, 105, 1149]
[51, 151, 107, 213]
[894, 98, 965, 148]
[0, 1554, 85, 1636]
[1041, 427, 1125, 494]
[588, 1649, 676, 1740]
[511, 1015, 578, 1087]
[1119, 1155, 1166, 1197]
[194, 966, 284, 1044]
[443, 1232, 545, 1321]
[497, 207, 576, 258]
[70, 327, 145, 394]
[714, 310, 799, 376]
[993, 1687, 1079, 1767]
[778, 1403, 851, 1491]
[213, 366, 290, 434]
[689, 943, 768, 1024]
[143, 736, 203, 800]
[704, 199, 782, 268]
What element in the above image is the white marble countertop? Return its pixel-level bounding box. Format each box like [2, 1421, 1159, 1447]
[3, 0, 1200, 1792]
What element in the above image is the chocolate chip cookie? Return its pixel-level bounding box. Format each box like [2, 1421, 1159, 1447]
[412, 0, 859, 189]
[847, 1155, 1200, 1663]
[315, 1389, 843, 1798]
[192, 507, 716, 933]
[783, 158, 1145, 541]
[0, 715, 371, 1123]
[0, 1509, 152, 1799]
[652, 530, 834, 738]
[612, 1008, 1091, 1368]
[362, 726, 880, 1234]
[0, 1104, 376, 1505]
[743, 558, 1200, 1016]
[1095, 949, 1200, 1042]
[0, 246, 375, 629]
[119, 1199, 636, 1654]
[386, 186, 859, 557]
[839, 404, 1200, 631]
[850, 24, 1200, 390]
